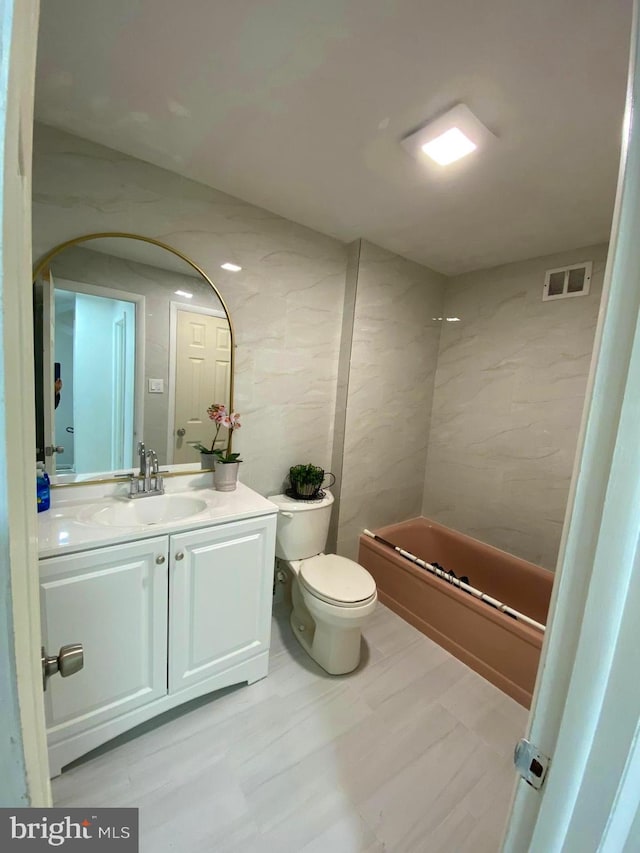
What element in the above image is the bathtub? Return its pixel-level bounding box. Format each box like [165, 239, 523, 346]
[358, 517, 554, 708]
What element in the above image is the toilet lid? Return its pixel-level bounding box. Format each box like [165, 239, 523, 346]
[299, 554, 376, 605]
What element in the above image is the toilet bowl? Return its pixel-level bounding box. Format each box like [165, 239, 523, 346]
[283, 553, 377, 674]
[269, 491, 377, 675]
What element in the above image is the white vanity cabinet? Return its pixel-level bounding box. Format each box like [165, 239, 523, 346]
[39, 502, 277, 776]
[40, 537, 170, 749]
[169, 517, 274, 692]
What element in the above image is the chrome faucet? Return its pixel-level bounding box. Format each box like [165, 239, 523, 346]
[121, 443, 165, 498]
[144, 449, 158, 493]
[138, 441, 146, 472]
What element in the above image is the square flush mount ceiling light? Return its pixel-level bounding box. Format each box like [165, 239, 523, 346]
[401, 103, 496, 167]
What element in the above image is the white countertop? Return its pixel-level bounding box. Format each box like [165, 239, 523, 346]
[38, 473, 278, 559]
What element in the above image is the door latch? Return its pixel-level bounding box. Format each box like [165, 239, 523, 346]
[514, 738, 550, 790]
[44, 445, 64, 456]
[41, 643, 84, 691]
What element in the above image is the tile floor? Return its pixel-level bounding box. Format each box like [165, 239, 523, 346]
[52, 602, 527, 852]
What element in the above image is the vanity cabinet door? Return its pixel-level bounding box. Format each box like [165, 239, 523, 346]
[39, 536, 169, 744]
[169, 516, 276, 693]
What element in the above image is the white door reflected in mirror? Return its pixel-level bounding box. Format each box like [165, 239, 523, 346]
[170, 306, 231, 464]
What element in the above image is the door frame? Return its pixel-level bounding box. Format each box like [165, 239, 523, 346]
[165, 301, 227, 464]
[33, 269, 54, 472]
[0, 0, 50, 805]
[51, 276, 145, 475]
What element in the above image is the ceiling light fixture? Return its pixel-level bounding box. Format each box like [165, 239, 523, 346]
[422, 128, 476, 165]
[401, 103, 495, 168]
[221, 262, 242, 272]
[174, 289, 193, 298]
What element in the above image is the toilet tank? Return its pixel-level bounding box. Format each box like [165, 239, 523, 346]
[268, 491, 335, 560]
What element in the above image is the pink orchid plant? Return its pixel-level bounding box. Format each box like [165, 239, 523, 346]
[194, 403, 242, 463]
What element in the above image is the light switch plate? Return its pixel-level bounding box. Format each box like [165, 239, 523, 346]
[148, 379, 164, 393]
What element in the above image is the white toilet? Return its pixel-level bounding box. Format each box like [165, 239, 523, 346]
[268, 490, 377, 675]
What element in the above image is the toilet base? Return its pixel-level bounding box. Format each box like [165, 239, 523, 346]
[289, 607, 362, 675]
[289, 578, 376, 675]
[289, 610, 362, 675]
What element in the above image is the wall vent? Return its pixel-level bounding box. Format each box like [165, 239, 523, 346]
[542, 262, 592, 301]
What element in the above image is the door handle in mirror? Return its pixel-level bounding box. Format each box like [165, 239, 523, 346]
[176, 428, 186, 437]
[41, 643, 84, 691]
[44, 445, 64, 455]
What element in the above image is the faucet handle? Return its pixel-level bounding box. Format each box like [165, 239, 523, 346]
[115, 472, 139, 497]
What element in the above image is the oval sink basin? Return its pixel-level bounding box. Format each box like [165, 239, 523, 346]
[88, 494, 208, 527]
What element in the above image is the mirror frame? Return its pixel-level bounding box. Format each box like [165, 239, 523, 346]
[32, 232, 236, 486]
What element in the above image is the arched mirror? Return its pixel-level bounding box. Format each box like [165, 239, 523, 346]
[33, 233, 234, 484]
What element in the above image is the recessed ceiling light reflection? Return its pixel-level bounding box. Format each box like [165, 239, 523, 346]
[221, 262, 242, 272]
[174, 290, 193, 298]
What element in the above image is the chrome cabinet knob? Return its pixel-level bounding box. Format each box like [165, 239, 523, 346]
[175, 552, 184, 561]
[155, 555, 166, 565]
[41, 643, 84, 691]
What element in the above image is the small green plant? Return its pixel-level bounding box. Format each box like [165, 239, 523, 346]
[289, 463, 324, 496]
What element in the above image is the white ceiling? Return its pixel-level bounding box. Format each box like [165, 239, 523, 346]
[34, 0, 633, 276]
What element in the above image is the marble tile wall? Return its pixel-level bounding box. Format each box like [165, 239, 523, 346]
[422, 244, 608, 569]
[336, 241, 446, 560]
[32, 124, 348, 497]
